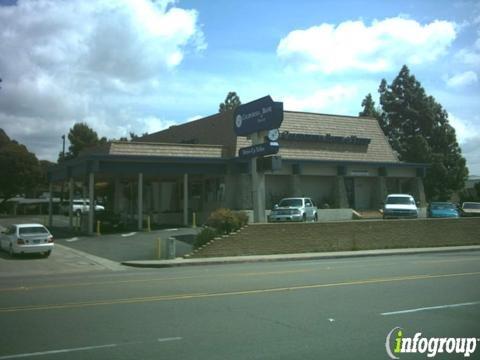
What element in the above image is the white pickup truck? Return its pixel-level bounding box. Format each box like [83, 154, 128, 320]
[60, 199, 105, 216]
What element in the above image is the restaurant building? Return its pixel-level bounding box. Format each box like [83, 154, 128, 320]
[49, 108, 427, 232]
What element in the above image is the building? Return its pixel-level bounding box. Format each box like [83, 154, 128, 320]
[49, 108, 427, 233]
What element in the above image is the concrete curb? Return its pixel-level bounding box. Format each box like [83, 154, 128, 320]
[122, 245, 480, 268]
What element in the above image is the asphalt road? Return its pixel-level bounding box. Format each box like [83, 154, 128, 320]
[0, 251, 479, 359]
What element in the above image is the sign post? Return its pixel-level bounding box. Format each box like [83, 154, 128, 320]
[233, 96, 283, 223]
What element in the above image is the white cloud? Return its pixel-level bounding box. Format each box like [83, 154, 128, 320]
[0, 0, 205, 160]
[456, 48, 480, 66]
[141, 116, 177, 134]
[446, 71, 478, 87]
[282, 85, 358, 113]
[277, 17, 457, 74]
[448, 113, 480, 144]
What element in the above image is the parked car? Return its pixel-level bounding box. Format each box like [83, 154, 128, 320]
[268, 197, 318, 222]
[427, 202, 460, 218]
[0, 223, 54, 257]
[460, 202, 480, 217]
[60, 199, 105, 216]
[382, 194, 419, 219]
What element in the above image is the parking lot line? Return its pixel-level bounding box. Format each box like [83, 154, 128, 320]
[381, 301, 480, 316]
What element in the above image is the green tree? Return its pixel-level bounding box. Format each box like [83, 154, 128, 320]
[219, 91, 241, 113]
[0, 129, 41, 208]
[63, 123, 106, 160]
[375, 65, 468, 200]
[358, 93, 381, 119]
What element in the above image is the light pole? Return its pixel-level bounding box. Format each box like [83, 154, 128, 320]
[60, 135, 66, 203]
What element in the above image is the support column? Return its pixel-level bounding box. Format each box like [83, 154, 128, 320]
[183, 173, 188, 226]
[68, 178, 73, 228]
[291, 175, 302, 197]
[413, 177, 427, 206]
[48, 182, 53, 227]
[333, 176, 349, 208]
[88, 173, 94, 235]
[114, 178, 122, 214]
[251, 133, 266, 223]
[138, 173, 143, 231]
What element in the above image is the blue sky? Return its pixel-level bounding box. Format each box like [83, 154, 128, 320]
[0, 0, 479, 174]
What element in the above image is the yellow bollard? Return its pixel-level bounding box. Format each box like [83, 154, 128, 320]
[96, 220, 101, 236]
[156, 237, 162, 259]
[147, 215, 151, 232]
[192, 212, 196, 228]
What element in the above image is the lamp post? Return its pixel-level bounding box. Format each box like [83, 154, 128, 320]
[60, 135, 66, 203]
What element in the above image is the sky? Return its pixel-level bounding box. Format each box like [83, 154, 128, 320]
[0, 0, 479, 174]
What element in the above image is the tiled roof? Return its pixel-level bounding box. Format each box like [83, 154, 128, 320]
[108, 141, 225, 158]
[236, 111, 399, 163]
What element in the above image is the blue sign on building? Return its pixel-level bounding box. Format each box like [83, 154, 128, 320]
[238, 142, 280, 159]
[233, 96, 283, 136]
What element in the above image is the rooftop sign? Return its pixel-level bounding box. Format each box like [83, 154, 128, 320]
[279, 131, 371, 146]
[233, 96, 283, 136]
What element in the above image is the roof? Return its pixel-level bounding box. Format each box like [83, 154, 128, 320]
[236, 111, 399, 163]
[84, 141, 227, 159]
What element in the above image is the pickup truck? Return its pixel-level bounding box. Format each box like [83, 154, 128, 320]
[60, 199, 105, 216]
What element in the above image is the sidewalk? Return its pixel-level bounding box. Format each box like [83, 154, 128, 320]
[122, 245, 480, 268]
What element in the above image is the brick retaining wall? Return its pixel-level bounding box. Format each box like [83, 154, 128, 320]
[190, 218, 480, 258]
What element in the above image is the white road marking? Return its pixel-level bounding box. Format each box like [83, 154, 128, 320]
[165, 228, 179, 231]
[328, 318, 335, 322]
[157, 337, 182, 342]
[0, 344, 117, 359]
[381, 301, 480, 316]
[0, 337, 183, 359]
[65, 237, 79, 242]
[121, 232, 137, 237]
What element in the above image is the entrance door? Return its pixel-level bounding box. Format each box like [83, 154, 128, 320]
[344, 178, 355, 208]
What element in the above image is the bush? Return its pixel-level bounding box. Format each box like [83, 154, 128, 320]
[194, 227, 218, 249]
[206, 208, 248, 234]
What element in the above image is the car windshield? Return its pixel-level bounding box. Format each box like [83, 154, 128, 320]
[431, 203, 455, 210]
[386, 196, 414, 205]
[18, 226, 49, 235]
[463, 203, 480, 209]
[279, 199, 303, 207]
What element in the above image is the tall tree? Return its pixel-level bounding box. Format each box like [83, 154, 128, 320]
[375, 65, 468, 200]
[63, 123, 105, 160]
[358, 93, 380, 119]
[0, 129, 41, 208]
[219, 91, 241, 113]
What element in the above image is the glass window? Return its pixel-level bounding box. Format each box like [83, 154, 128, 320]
[19, 226, 49, 235]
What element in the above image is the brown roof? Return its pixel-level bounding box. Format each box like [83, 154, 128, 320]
[140, 110, 399, 163]
[106, 141, 226, 158]
[236, 111, 399, 163]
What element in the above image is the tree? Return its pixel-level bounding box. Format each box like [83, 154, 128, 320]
[0, 129, 41, 208]
[62, 123, 105, 160]
[373, 65, 468, 200]
[358, 93, 381, 119]
[219, 91, 241, 113]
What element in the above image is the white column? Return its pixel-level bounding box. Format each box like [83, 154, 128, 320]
[88, 173, 94, 235]
[138, 173, 143, 231]
[68, 178, 73, 228]
[48, 182, 53, 227]
[183, 173, 188, 226]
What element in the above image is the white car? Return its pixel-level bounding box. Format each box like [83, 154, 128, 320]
[268, 197, 318, 222]
[60, 199, 105, 216]
[383, 194, 419, 219]
[0, 223, 54, 257]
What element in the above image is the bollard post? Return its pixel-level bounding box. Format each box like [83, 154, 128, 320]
[192, 212, 196, 228]
[43, 216, 47, 227]
[168, 237, 176, 259]
[96, 220, 101, 236]
[147, 215, 151, 232]
[156, 237, 162, 260]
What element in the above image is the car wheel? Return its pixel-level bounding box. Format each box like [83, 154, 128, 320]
[302, 214, 307, 222]
[75, 210, 81, 216]
[44, 250, 51, 258]
[314, 213, 318, 222]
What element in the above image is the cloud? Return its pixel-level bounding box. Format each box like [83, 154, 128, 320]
[282, 85, 358, 114]
[448, 113, 480, 175]
[0, 0, 205, 160]
[446, 71, 478, 87]
[277, 17, 457, 74]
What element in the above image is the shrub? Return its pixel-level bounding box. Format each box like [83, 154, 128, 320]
[206, 208, 249, 235]
[194, 227, 218, 249]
